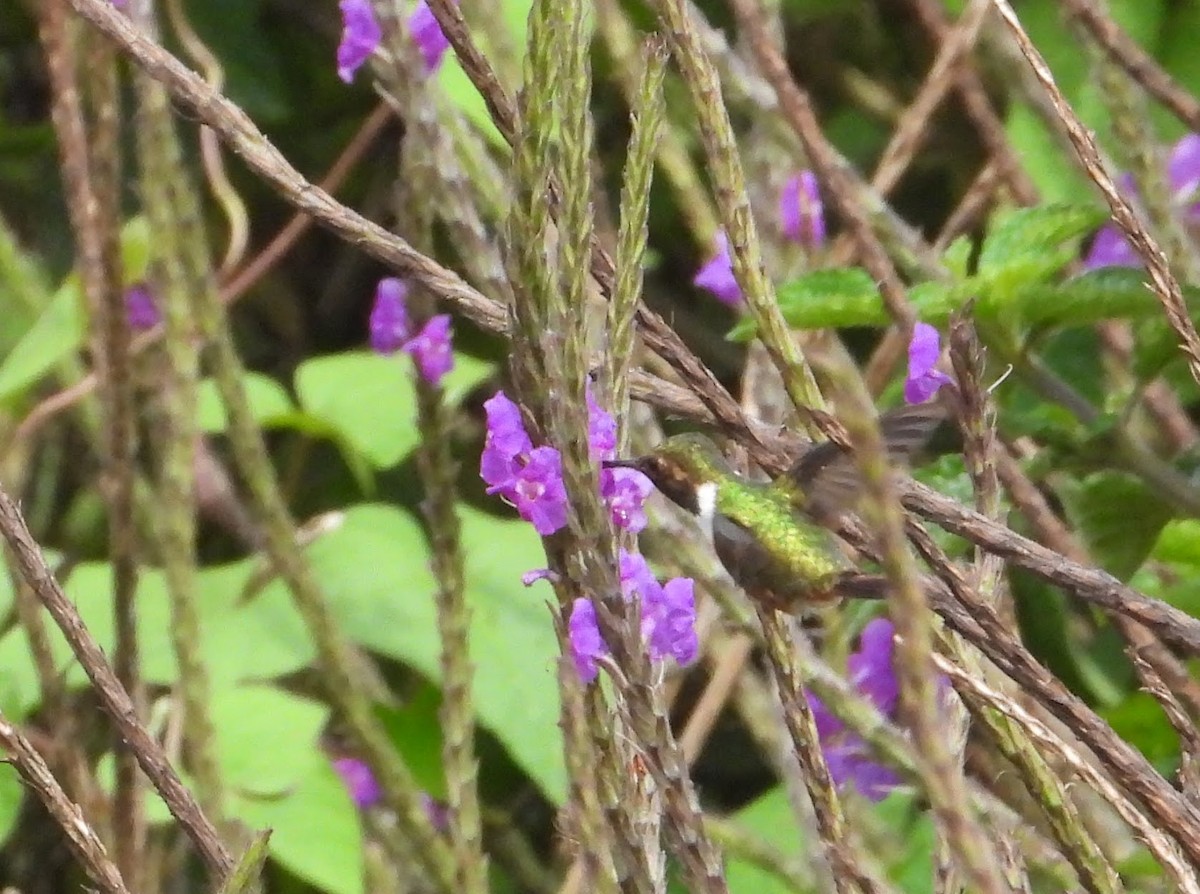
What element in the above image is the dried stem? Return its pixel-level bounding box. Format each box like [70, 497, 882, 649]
[0, 711, 131, 894]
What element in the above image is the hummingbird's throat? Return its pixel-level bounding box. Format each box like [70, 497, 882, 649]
[695, 481, 718, 540]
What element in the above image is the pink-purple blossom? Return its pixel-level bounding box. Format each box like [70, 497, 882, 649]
[566, 550, 698, 684]
[404, 314, 454, 385]
[904, 322, 952, 405]
[587, 382, 653, 533]
[806, 618, 901, 802]
[370, 278, 412, 354]
[125, 283, 161, 331]
[408, 1, 452, 73]
[336, 0, 382, 84]
[481, 392, 570, 536]
[693, 232, 742, 307]
[368, 278, 453, 385]
[333, 757, 382, 809]
[780, 171, 825, 248]
[1084, 133, 1200, 269]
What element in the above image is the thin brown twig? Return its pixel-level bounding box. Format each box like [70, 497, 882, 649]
[12, 101, 392, 445]
[0, 484, 234, 880]
[992, 0, 1200, 386]
[1060, 0, 1200, 133]
[0, 711, 132, 894]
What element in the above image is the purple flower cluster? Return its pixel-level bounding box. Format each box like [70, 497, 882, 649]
[124, 283, 161, 331]
[479, 385, 652, 536]
[337, 0, 452, 84]
[332, 758, 448, 829]
[807, 618, 901, 802]
[694, 171, 825, 307]
[780, 171, 825, 247]
[333, 757, 382, 809]
[567, 550, 698, 683]
[368, 277, 454, 385]
[1085, 133, 1200, 269]
[903, 322, 952, 405]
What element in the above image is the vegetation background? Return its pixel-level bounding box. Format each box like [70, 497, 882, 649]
[4, 0, 1200, 892]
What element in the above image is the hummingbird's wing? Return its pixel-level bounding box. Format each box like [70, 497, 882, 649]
[787, 402, 947, 519]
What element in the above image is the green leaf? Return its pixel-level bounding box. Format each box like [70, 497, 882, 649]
[288, 503, 567, 802]
[1059, 472, 1175, 581]
[1102, 691, 1180, 775]
[436, 0, 532, 146]
[197, 372, 295, 433]
[0, 217, 149, 404]
[237, 762, 364, 894]
[874, 792, 936, 894]
[729, 267, 887, 340]
[976, 203, 1105, 277]
[376, 682, 446, 798]
[211, 684, 329, 797]
[727, 788, 806, 894]
[294, 350, 494, 470]
[0, 766, 22, 846]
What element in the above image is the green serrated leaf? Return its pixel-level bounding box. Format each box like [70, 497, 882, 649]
[1060, 471, 1176, 581]
[977, 203, 1105, 276]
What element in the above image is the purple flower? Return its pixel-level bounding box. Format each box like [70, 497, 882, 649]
[586, 383, 619, 462]
[904, 322, 952, 405]
[337, 0, 381, 84]
[600, 467, 653, 533]
[646, 577, 698, 665]
[620, 550, 698, 668]
[403, 314, 454, 385]
[509, 446, 569, 535]
[694, 232, 742, 307]
[421, 793, 449, 832]
[370, 278, 412, 354]
[568, 597, 606, 683]
[124, 283, 161, 331]
[806, 618, 902, 802]
[333, 757, 382, 809]
[780, 171, 825, 247]
[567, 553, 698, 684]
[1085, 133, 1200, 269]
[408, 1, 452, 73]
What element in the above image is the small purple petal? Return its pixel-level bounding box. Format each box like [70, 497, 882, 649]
[408, 1, 452, 74]
[586, 382, 619, 461]
[481, 391, 533, 493]
[333, 757, 382, 809]
[847, 619, 899, 717]
[568, 598, 608, 683]
[370, 278, 412, 354]
[1169, 134, 1200, 202]
[1082, 224, 1140, 271]
[904, 322, 952, 405]
[646, 576, 698, 665]
[849, 758, 903, 802]
[779, 171, 825, 248]
[521, 567, 557, 586]
[421, 793, 450, 831]
[693, 232, 742, 307]
[403, 314, 454, 385]
[601, 467, 653, 533]
[124, 283, 161, 331]
[619, 550, 660, 602]
[512, 446, 568, 535]
[336, 0, 382, 84]
[806, 692, 845, 740]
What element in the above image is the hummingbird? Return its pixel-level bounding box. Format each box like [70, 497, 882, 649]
[603, 404, 946, 613]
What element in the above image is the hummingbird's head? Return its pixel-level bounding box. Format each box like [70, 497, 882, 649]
[604, 432, 732, 517]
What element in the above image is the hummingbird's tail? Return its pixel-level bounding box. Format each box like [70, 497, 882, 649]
[832, 571, 891, 601]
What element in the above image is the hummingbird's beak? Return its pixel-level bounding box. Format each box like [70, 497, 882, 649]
[601, 458, 640, 471]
